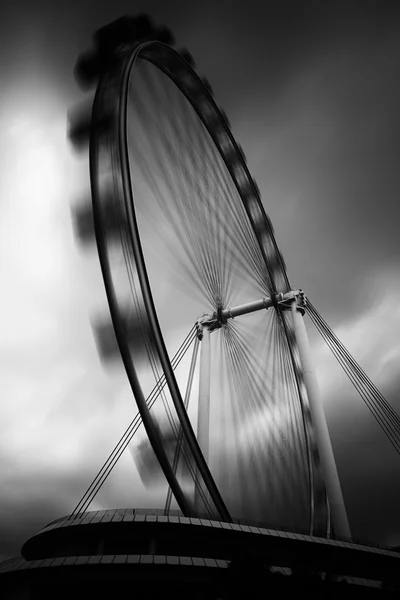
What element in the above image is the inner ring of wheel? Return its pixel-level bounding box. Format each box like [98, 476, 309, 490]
[91, 40, 290, 521]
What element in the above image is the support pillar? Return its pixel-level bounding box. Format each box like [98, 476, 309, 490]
[291, 300, 351, 540]
[194, 325, 211, 513]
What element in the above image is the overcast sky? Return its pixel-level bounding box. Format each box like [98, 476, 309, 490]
[0, 0, 399, 560]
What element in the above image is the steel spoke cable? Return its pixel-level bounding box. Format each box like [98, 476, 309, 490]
[277, 309, 319, 533]
[276, 315, 310, 473]
[71, 326, 196, 517]
[274, 320, 299, 512]
[133, 80, 227, 304]
[130, 62, 271, 305]
[73, 328, 196, 517]
[130, 143, 259, 312]
[275, 323, 301, 460]
[262, 318, 299, 498]
[223, 324, 262, 425]
[222, 327, 265, 424]
[227, 323, 271, 397]
[310, 315, 400, 454]
[221, 321, 290, 510]
[128, 88, 221, 306]
[268, 314, 313, 530]
[274, 315, 310, 518]
[176, 88, 273, 295]
[220, 327, 262, 514]
[145, 126, 244, 304]
[307, 307, 400, 455]
[134, 120, 268, 310]
[309, 312, 400, 453]
[131, 145, 221, 309]
[239, 313, 302, 520]
[307, 302, 400, 437]
[219, 315, 309, 525]
[127, 124, 218, 308]
[232, 317, 277, 391]
[148, 336, 215, 518]
[143, 64, 262, 301]
[307, 300, 400, 433]
[216, 332, 244, 505]
[74, 329, 196, 517]
[227, 320, 280, 419]
[224, 324, 288, 492]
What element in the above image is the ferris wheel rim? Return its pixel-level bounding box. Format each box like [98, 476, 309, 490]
[118, 41, 232, 522]
[89, 70, 194, 518]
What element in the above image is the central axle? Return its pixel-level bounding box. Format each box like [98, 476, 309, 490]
[196, 289, 305, 335]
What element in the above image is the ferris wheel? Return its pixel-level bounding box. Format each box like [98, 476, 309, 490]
[68, 15, 351, 539]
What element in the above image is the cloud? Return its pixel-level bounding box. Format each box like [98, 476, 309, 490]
[0, 89, 156, 559]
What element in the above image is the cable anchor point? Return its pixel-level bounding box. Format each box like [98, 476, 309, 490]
[276, 289, 307, 315]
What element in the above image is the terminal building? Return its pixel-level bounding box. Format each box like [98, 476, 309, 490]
[1, 508, 400, 598]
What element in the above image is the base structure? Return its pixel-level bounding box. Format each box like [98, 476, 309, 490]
[1, 509, 398, 598]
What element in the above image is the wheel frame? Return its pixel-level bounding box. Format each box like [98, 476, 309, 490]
[90, 39, 295, 522]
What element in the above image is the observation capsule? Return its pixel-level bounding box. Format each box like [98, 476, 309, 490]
[93, 306, 157, 366]
[178, 47, 195, 67]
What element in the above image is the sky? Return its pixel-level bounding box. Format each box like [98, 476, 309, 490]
[0, 0, 400, 559]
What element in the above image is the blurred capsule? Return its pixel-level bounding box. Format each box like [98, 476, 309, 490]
[133, 436, 165, 489]
[74, 49, 103, 91]
[201, 77, 213, 96]
[236, 143, 247, 164]
[67, 96, 114, 151]
[277, 249, 287, 272]
[71, 202, 95, 246]
[134, 13, 155, 39]
[93, 318, 119, 362]
[93, 305, 157, 365]
[264, 213, 275, 235]
[94, 14, 154, 56]
[253, 181, 261, 197]
[67, 97, 93, 151]
[154, 26, 175, 45]
[74, 15, 157, 91]
[133, 422, 192, 489]
[219, 108, 231, 129]
[94, 16, 139, 55]
[177, 47, 195, 67]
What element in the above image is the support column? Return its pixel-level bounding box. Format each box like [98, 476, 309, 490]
[194, 325, 211, 513]
[291, 301, 351, 540]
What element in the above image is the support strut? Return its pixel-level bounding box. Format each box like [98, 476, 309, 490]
[195, 323, 211, 513]
[291, 299, 351, 540]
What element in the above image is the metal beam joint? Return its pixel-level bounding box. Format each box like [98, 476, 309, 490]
[197, 290, 307, 334]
